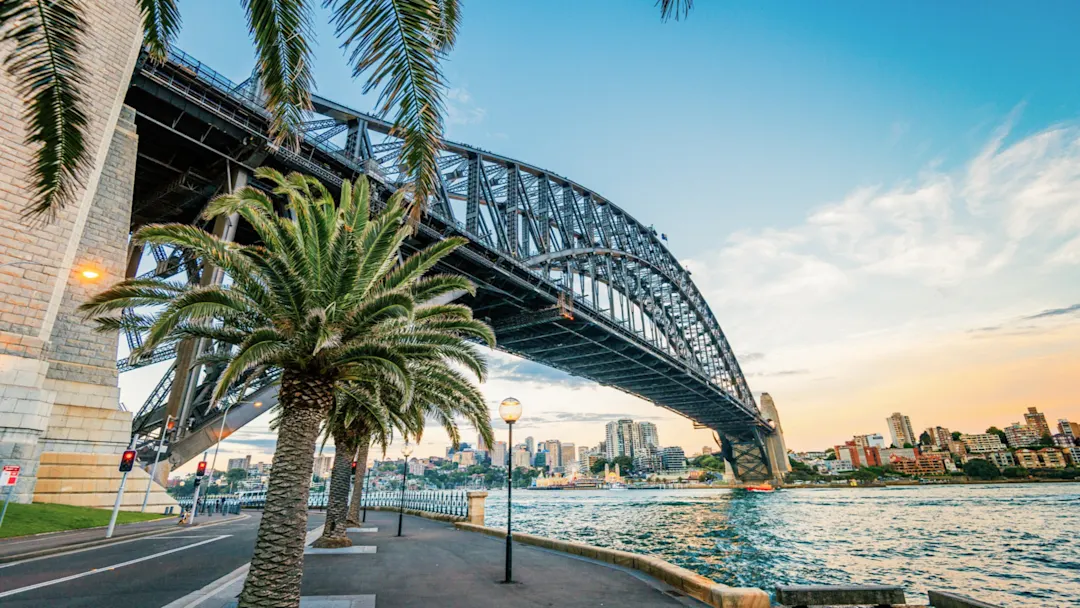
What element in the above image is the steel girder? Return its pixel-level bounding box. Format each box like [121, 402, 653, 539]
[121, 48, 778, 476]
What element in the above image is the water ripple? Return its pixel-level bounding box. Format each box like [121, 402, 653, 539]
[484, 483, 1080, 607]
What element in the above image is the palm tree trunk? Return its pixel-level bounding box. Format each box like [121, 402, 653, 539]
[312, 429, 356, 548]
[238, 372, 334, 608]
[346, 438, 371, 527]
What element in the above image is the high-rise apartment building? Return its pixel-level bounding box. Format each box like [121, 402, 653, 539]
[1024, 407, 1050, 438]
[477, 433, 488, 452]
[638, 422, 660, 449]
[525, 436, 535, 458]
[560, 443, 577, 473]
[512, 447, 531, 469]
[544, 440, 562, 472]
[926, 427, 952, 448]
[312, 455, 334, 479]
[960, 433, 1007, 453]
[1057, 419, 1079, 441]
[492, 441, 508, 468]
[1004, 423, 1041, 448]
[887, 413, 916, 447]
[605, 419, 635, 460]
[227, 455, 251, 471]
[660, 447, 686, 472]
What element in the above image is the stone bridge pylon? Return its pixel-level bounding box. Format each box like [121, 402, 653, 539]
[0, 1, 174, 510]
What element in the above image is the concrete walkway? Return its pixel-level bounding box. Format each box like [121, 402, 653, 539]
[0, 512, 242, 563]
[289, 510, 707, 608]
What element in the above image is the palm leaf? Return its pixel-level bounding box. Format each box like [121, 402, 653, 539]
[329, 0, 446, 224]
[138, 0, 181, 62]
[0, 0, 89, 220]
[657, 0, 693, 22]
[243, 0, 315, 148]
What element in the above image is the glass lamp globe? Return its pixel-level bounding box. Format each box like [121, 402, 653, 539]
[402, 443, 413, 458]
[499, 397, 523, 423]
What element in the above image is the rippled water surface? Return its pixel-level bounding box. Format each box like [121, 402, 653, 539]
[483, 483, 1079, 606]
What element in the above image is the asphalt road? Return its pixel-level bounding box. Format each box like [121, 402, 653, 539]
[0, 512, 324, 608]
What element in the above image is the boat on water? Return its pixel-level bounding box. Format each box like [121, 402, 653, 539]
[609, 482, 628, 491]
[743, 483, 776, 493]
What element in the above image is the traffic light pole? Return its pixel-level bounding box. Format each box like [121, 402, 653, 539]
[106, 436, 138, 539]
[189, 451, 208, 526]
[141, 416, 172, 513]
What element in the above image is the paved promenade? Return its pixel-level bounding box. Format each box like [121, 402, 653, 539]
[0, 510, 708, 607]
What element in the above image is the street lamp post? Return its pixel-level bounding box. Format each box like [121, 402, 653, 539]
[140, 415, 174, 512]
[499, 397, 523, 584]
[361, 466, 370, 523]
[206, 400, 262, 491]
[396, 443, 413, 537]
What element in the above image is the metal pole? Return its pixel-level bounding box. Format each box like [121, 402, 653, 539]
[207, 405, 232, 490]
[141, 416, 171, 512]
[396, 458, 407, 536]
[361, 468, 369, 523]
[106, 436, 138, 538]
[0, 484, 13, 529]
[505, 421, 513, 583]
[189, 450, 208, 526]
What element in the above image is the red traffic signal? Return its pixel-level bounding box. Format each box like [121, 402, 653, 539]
[351, 461, 357, 475]
[196, 461, 207, 477]
[119, 450, 136, 472]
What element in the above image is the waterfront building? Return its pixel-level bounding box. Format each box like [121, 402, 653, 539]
[889, 453, 946, 476]
[605, 419, 636, 460]
[794, 451, 829, 461]
[926, 427, 952, 448]
[661, 446, 687, 472]
[947, 440, 968, 456]
[854, 433, 886, 449]
[887, 412, 917, 447]
[638, 422, 660, 448]
[1004, 423, 1041, 448]
[987, 451, 1015, 469]
[1024, 407, 1051, 438]
[312, 455, 333, 479]
[544, 440, 562, 472]
[227, 455, 251, 471]
[1067, 447, 1080, 467]
[960, 433, 1007, 453]
[1051, 434, 1074, 448]
[834, 441, 882, 467]
[1014, 448, 1067, 469]
[823, 459, 854, 474]
[880, 447, 919, 462]
[492, 441, 508, 468]
[634, 445, 663, 473]
[512, 447, 531, 469]
[1058, 419, 1080, 440]
[560, 443, 577, 473]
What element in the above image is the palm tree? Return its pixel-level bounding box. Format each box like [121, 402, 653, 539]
[80, 168, 477, 608]
[2, 0, 691, 219]
[316, 353, 494, 547]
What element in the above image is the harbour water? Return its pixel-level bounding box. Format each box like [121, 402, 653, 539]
[483, 483, 1079, 606]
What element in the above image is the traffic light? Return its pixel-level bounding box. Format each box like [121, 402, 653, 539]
[119, 450, 136, 472]
[196, 460, 207, 477]
[351, 461, 357, 476]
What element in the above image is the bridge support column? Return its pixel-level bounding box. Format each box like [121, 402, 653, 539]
[759, 393, 791, 483]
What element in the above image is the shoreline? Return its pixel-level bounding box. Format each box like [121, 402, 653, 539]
[512, 477, 1079, 492]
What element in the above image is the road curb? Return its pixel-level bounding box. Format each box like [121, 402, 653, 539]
[0, 514, 249, 565]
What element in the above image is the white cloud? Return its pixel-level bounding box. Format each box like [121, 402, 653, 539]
[445, 87, 487, 127]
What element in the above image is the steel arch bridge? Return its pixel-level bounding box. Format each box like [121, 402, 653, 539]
[120, 48, 785, 482]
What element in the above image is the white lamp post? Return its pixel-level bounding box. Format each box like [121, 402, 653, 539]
[396, 442, 414, 536]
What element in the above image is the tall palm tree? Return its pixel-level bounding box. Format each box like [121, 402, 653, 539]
[80, 168, 476, 608]
[2, 0, 691, 219]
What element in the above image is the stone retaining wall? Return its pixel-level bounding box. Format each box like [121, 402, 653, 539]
[454, 522, 769, 608]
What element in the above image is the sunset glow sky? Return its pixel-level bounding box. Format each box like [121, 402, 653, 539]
[117, 2, 1080, 472]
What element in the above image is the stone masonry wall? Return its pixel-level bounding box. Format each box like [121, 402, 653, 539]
[0, 0, 143, 502]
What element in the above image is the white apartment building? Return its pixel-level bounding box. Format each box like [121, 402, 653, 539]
[960, 433, 1007, 453]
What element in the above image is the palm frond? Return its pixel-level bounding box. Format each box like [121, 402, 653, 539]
[329, 0, 446, 223]
[1, 0, 89, 220]
[657, 0, 692, 22]
[243, 0, 315, 148]
[138, 0, 181, 62]
[433, 0, 458, 51]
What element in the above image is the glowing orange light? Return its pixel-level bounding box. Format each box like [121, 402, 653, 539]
[80, 269, 100, 280]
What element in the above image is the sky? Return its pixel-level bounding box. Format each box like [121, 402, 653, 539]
[119, 1, 1080, 473]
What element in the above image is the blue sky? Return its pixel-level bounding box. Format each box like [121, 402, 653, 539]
[135, 2, 1080, 470]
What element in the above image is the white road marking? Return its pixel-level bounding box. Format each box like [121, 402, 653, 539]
[0, 535, 231, 599]
[304, 546, 376, 555]
[346, 527, 377, 533]
[0, 514, 249, 570]
[159, 523, 326, 608]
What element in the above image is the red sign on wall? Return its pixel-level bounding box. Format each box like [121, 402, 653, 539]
[1, 465, 19, 486]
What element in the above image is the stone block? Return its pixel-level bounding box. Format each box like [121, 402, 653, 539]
[928, 590, 1002, 608]
[775, 584, 906, 606]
